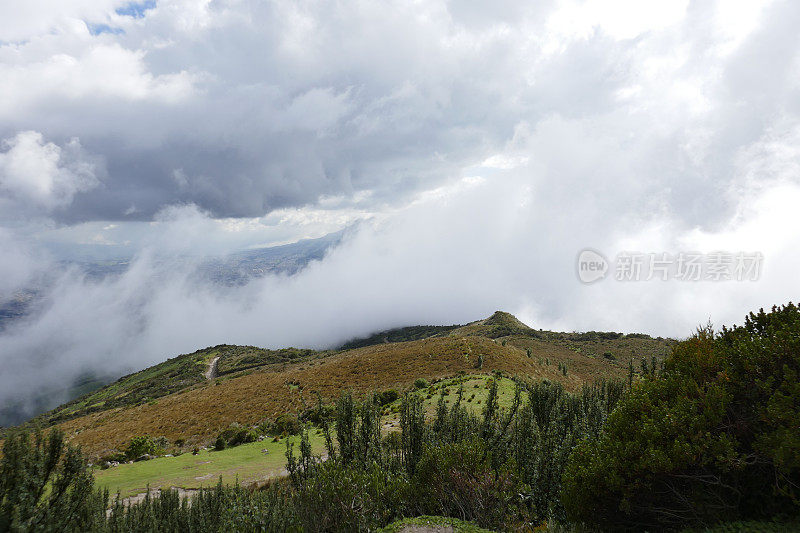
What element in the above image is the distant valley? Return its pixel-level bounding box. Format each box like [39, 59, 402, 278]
[0, 232, 341, 427]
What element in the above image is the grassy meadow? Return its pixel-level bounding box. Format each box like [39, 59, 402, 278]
[91, 375, 516, 497]
[94, 432, 326, 498]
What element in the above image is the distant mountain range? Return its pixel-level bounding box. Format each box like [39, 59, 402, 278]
[0, 231, 342, 330]
[196, 230, 341, 285]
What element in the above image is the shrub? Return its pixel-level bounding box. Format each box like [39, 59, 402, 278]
[227, 428, 258, 447]
[400, 393, 427, 476]
[0, 429, 107, 531]
[125, 435, 157, 460]
[273, 414, 301, 436]
[411, 439, 526, 530]
[105, 481, 299, 532]
[292, 459, 410, 531]
[377, 389, 400, 406]
[563, 304, 800, 530]
[300, 402, 336, 425]
[215, 423, 259, 448]
[214, 436, 227, 451]
[99, 452, 127, 465]
[413, 378, 429, 390]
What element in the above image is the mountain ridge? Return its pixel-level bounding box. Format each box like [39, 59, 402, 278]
[4, 311, 675, 458]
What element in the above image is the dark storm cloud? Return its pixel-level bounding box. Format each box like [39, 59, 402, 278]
[1, 0, 562, 221]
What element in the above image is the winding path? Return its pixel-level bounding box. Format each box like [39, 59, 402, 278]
[204, 356, 220, 380]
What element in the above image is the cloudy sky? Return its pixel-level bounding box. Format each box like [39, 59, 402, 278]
[2, 0, 800, 417]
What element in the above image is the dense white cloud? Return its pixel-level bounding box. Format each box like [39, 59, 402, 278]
[0, 229, 51, 302]
[0, 131, 101, 211]
[0, 0, 120, 42]
[1, 0, 800, 420]
[0, 43, 197, 117]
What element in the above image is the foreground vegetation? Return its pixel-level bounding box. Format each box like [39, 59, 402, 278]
[1, 304, 797, 531]
[563, 304, 800, 529]
[3, 374, 623, 531]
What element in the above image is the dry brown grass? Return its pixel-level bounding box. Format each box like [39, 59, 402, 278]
[58, 335, 623, 457]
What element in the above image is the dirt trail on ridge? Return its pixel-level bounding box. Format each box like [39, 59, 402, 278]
[204, 356, 220, 380]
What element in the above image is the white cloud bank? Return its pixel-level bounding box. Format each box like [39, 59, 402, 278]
[2, 150, 799, 417]
[0, 131, 100, 211]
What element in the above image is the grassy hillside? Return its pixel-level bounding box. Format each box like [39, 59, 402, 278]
[9, 311, 674, 459]
[21, 344, 322, 430]
[59, 342, 640, 458]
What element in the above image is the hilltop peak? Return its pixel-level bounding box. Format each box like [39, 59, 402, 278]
[483, 311, 532, 330]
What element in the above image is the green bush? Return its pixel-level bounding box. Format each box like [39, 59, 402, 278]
[292, 459, 410, 531]
[413, 378, 429, 390]
[0, 429, 107, 531]
[215, 423, 259, 448]
[124, 435, 158, 460]
[411, 439, 527, 530]
[273, 414, 301, 436]
[562, 304, 800, 530]
[377, 389, 400, 406]
[683, 518, 800, 532]
[380, 516, 493, 533]
[227, 428, 258, 447]
[99, 452, 127, 465]
[300, 402, 336, 425]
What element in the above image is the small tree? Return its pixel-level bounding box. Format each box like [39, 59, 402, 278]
[125, 435, 156, 459]
[0, 429, 107, 532]
[336, 391, 357, 465]
[400, 393, 426, 475]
